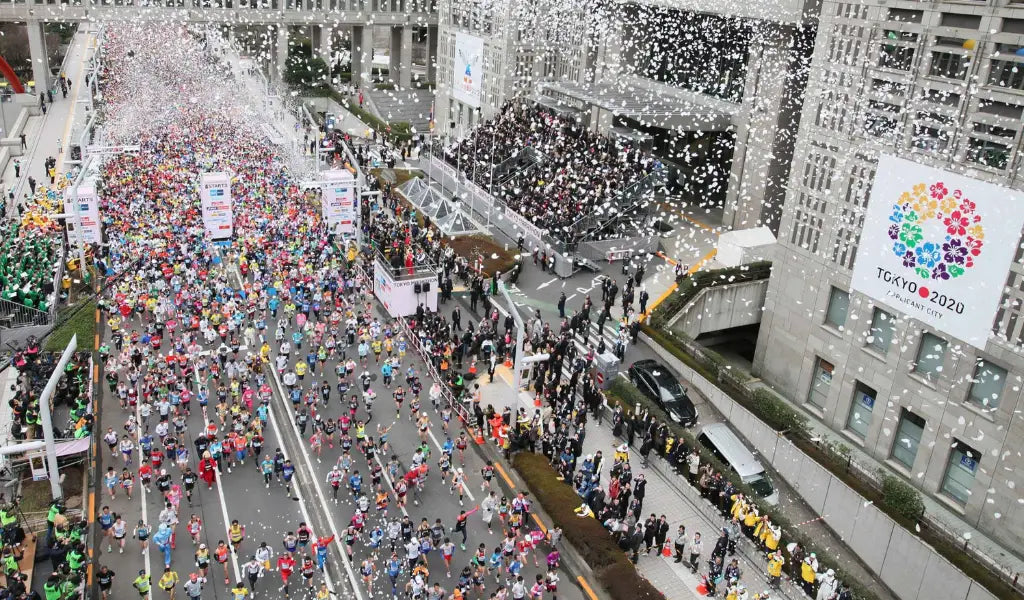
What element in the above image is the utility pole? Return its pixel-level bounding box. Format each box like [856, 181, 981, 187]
[37, 334, 79, 500]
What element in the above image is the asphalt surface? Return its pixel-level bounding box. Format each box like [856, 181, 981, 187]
[94, 253, 587, 600]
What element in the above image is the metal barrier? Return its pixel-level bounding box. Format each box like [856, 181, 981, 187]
[0, 297, 51, 328]
[352, 259, 471, 425]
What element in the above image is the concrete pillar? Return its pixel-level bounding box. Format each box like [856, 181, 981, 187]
[724, 24, 790, 232]
[26, 21, 50, 93]
[352, 25, 373, 89]
[226, 25, 235, 48]
[426, 24, 438, 83]
[320, 25, 334, 67]
[275, 25, 289, 82]
[399, 26, 413, 88]
[389, 27, 402, 85]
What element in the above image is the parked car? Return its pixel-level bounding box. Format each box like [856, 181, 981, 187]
[698, 423, 779, 505]
[627, 359, 698, 426]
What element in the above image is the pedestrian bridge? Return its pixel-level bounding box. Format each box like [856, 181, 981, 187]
[0, 0, 438, 25]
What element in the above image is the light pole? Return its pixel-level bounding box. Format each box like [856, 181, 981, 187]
[37, 334, 78, 500]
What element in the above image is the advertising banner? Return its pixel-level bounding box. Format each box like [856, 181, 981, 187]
[453, 32, 484, 109]
[64, 183, 102, 245]
[322, 169, 358, 239]
[199, 172, 233, 239]
[373, 256, 438, 317]
[851, 155, 1024, 348]
[504, 206, 545, 243]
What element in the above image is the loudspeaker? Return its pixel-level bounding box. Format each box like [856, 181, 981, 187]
[422, 282, 431, 292]
[414, 283, 422, 293]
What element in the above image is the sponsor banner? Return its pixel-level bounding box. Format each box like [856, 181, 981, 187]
[85, 144, 141, 155]
[432, 156, 458, 182]
[851, 155, 1024, 348]
[373, 257, 438, 317]
[199, 172, 233, 240]
[64, 183, 102, 244]
[504, 206, 545, 243]
[322, 169, 357, 239]
[453, 32, 484, 109]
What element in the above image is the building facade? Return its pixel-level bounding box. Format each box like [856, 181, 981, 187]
[432, 0, 593, 138]
[755, 0, 1024, 552]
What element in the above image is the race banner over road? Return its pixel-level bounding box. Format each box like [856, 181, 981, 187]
[851, 155, 1024, 348]
[453, 32, 484, 109]
[321, 169, 357, 239]
[199, 172, 233, 240]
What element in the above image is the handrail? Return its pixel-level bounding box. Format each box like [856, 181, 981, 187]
[568, 167, 667, 244]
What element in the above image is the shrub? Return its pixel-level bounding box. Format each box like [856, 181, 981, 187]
[597, 561, 663, 600]
[749, 388, 808, 435]
[881, 474, 925, 522]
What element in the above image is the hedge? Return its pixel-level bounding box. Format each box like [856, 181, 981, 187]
[512, 452, 664, 600]
[323, 89, 414, 144]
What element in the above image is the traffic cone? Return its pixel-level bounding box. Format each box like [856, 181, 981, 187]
[473, 428, 485, 445]
[662, 544, 672, 557]
[696, 584, 708, 596]
[534, 395, 542, 408]
[504, 357, 513, 368]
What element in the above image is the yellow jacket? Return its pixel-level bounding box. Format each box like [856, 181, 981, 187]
[801, 561, 816, 583]
[767, 556, 784, 577]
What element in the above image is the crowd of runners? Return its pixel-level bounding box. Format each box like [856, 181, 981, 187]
[83, 25, 572, 600]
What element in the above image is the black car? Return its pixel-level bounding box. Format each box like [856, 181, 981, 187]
[627, 359, 698, 426]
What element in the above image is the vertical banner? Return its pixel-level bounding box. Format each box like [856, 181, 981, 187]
[64, 183, 102, 244]
[322, 169, 358, 240]
[199, 172, 233, 240]
[453, 32, 484, 109]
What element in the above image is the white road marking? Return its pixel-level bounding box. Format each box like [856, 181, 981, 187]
[536, 278, 557, 290]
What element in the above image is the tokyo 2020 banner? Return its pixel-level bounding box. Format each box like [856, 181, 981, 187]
[453, 32, 484, 109]
[851, 155, 1024, 349]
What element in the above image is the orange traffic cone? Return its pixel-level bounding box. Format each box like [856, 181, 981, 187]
[696, 584, 709, 596]
[534, 395, 542, 408]
[473, 428, 485, 445]
[662, 544, 672, 557]
[504, 357, 513, 368]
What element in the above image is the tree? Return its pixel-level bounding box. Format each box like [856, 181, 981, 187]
[284, 40, 328, 90]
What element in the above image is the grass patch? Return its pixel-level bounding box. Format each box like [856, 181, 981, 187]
[45, 300, 96, 352]
[513, 453, 664, 600]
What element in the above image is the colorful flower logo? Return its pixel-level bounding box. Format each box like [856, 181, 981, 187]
[887, 181, 983, 280]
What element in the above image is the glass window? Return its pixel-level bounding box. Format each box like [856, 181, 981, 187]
[866, 308, 895, 353]
[846, 383, 876, 438]
[914, 332, 947, 378]
[967, 137, 1011, 170]
[928, 51, 968, 80]
[941, 441, 980, 505]
[807, 357, 834, 408]
[891, 408, 925, 469]
[825, 287, 850, 329]
[967, 359, 1007, 410]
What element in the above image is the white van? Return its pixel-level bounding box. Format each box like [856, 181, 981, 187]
[697, 423, 779, 505]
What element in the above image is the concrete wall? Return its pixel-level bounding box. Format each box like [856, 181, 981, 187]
[639, 332, 1002, 600]
[666, 279, 766, 339]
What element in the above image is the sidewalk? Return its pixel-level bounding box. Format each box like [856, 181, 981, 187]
[465, 353, 803, 600]
[4, 28, 95, 217]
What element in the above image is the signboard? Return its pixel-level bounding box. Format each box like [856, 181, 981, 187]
[851, 156, 1024, 349]
[85, 144, 141, 156]
[322, 169, 357, 239]
[453, 32, 484, 109]
[64, 182, 101, 244]
[373, 256, 438, 317]
[199, 172, 233, 240]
